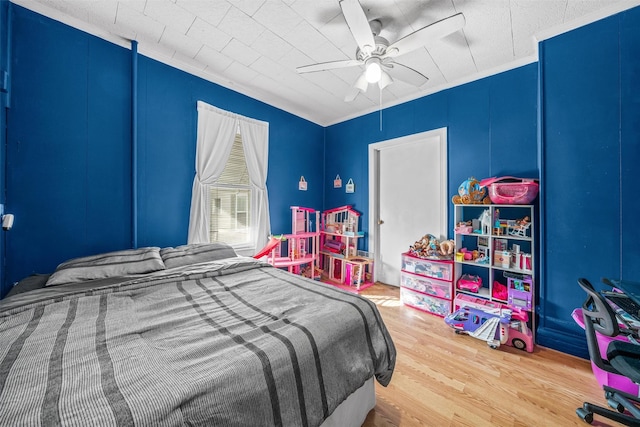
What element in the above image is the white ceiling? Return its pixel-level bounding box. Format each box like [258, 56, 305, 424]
[12, 0, 640, 126]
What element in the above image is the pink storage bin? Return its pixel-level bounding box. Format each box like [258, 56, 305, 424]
[572, 308, 639, 395]
[480, 176, 539, 204]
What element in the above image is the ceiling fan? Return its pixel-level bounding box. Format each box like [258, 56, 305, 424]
[296, 0, 466, 102]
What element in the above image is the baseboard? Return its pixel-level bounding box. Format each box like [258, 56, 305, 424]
[536, 326, 589, 359]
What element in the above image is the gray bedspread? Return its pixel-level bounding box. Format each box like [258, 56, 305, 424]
[0, 257, 395, 426]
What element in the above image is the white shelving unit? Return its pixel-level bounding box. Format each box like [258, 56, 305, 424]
[453, 204, 536, 345]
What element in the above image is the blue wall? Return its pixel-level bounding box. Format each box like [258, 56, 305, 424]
[537, 7, 640, 357]
[3, 2, 640, 358]
[2, 5, 324, 295]
[134, 58, 324, 248]
[0, 1, 8, 295]
[324, 65, 539, 250]
[325, 5, 640, 358]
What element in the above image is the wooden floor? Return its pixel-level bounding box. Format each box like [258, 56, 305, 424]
[355, 283, 621, 427]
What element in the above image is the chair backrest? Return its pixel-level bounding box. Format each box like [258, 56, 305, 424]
[578, 278, 620, 337]
[577, 278, 619, 373]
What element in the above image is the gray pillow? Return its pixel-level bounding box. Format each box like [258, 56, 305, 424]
[160, 243, 238, 269]
[45, 247, 165, 286]
[6, 274, 50, 297]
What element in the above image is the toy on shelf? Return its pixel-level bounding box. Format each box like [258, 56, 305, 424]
[508, 216, 531, 237]
[456, 235, 489, 264]
[479, 209, 491, 235]
[480, 176, 539, 205]
[256, 206, 320, 279]
[409, 233, 455, 260]
[455, 221, 473, 234]
[506, 273, 533, 310]
[457, 274, 482, 292]
[455, 247, 488, 264]
[493, 209, 509, 235]
[452, 177, 491, 205]
[492, 280, 508, 301]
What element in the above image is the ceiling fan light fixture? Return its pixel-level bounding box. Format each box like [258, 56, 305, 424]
[365, 58, 382, 83]
[378, 71, 393, 90]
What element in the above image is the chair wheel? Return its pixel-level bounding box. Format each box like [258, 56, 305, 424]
[576, 408, 593, 424]
[607, 398, 625, 413]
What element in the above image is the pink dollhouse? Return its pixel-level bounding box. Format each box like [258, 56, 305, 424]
[319, 205, 373, 291]
[255, 206, 320, 279]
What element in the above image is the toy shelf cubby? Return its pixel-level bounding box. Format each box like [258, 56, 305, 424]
[452, 203, 536, 350]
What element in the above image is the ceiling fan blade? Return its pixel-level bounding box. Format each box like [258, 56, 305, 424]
[384, 63, 429, 87]
[297, 59, 361, 74]
[344, 72, 369, 102]
[340, 0, 376, 54]
[386, 13, 465, 57]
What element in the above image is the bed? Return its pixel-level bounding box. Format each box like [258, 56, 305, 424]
[0, 243, 395, 426]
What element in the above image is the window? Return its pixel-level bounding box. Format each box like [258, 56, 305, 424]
[188, 101, 270, 253]
[209, 132, 251, 246]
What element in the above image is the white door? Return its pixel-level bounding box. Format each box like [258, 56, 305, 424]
[369, 128, 448, 286]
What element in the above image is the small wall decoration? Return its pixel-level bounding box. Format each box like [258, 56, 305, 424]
[333, 175, 342, 188]
[345, 178, 355, 193]
[299, 176, 307, 191]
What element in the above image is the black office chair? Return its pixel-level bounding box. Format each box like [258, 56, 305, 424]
[576, 278, 640, 425]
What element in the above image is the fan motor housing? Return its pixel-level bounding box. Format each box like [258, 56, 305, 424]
[356, 36, 389, 61]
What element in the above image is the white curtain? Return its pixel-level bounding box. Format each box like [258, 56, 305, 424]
[239, 119, 270, 252]
[187, 101, 270, 251]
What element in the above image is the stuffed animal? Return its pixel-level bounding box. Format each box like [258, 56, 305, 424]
[439, 240, 455, 256]
[410, 234, 454, 259]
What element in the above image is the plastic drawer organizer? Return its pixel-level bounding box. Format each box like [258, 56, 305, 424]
[400, 252, 454, 317]
[400, 272, 452, 300]
[401, 253, 453, 280]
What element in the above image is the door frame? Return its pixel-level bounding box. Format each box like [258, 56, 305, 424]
[368, 127, 448, 282]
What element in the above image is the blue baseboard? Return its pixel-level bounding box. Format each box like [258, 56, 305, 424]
[536, 326, 588, 359]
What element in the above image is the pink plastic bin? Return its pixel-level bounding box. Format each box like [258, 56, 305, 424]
[488, 181, 538, 204]
[572, 308, 640, 395]
[480, 177, 539, 204]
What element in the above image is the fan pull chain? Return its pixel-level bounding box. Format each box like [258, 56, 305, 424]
[379, 85, 383, 131]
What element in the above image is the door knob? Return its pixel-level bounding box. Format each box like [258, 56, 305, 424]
[378, 219, 384, 225]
